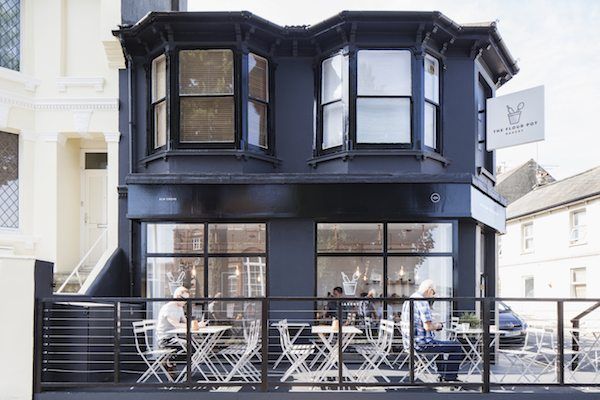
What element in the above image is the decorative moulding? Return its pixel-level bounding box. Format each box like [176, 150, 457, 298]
[0, 103, 10, 128]
[0, 89, 118, 111]
[0, 67, 41, 92]
[103, 132, 121, 143]
[19, 130, 37, 141]
[73, 110, 93, 133]
[56, 76, 105, 92]
[40, 132, 67, 145]
[103, 39, 126, 69]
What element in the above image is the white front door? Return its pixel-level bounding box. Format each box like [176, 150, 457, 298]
[81, 152, 108, 268]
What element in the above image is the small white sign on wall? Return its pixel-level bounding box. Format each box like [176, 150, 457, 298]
[486, 86, 545, 150]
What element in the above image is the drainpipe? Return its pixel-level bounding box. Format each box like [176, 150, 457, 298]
[126, 53, 136, 297]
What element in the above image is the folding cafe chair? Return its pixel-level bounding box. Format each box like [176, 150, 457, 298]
[132, 320, 176, 383]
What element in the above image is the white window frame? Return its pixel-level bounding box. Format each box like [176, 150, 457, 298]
[523, 276, 534, 298]
[521, 222, 534, 253]
[151, 54, 167, 149]
[570, 267, 586, 298]
[569, 209, 587, 245]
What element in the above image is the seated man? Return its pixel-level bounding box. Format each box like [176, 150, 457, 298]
[401, 279, 465, 382]
[156, 286, 190, 368]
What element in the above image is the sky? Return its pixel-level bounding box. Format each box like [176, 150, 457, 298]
[188, 0, 600, 179]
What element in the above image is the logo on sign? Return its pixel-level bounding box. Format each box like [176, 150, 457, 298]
[507, 102, 524, 125]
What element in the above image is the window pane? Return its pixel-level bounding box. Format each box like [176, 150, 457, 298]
[0, 131, 18, 228]
[208, 257, 266, 297]
[208, 223, 266, 253]
[180, 97, 234, 143]
[317, 257, 383, 297]
[424, 55, 439, 103]
[356, 98, 410, 143]
[572, 210, 585, 227]
[147, 224, 205, 253]
[322, 101, 344, 149]
[524, 277, 534, 297]
[179, 49, 233, 95]
[424, 102, 437, 149]
[0, 0, 20, 71]
[249, 53, 268, 101]
[573, 285, 586, 298]
[387, 256, 452, 298]
[248, 100, 267, 148]
[322, 54, 344, 103]
[154, 100, 167, 148]
[357, 50, 411, 96]
[388, 223, 452, 253]
[146, 257, 204, 298]
[572, 268, 586, 283]
[317, 223, 383, 253]
[84, 153, 107, 170]
[152, 55, 166, 101]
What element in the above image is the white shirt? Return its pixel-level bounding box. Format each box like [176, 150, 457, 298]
[156, 302, 185, 342]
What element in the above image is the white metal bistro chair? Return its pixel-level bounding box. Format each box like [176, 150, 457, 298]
[398, 320, 438, 382]
[220, 319, 262, 382]
[276, 319, 315, 382]
[354, 319, 395, 383]
[132, 320, 175, 383]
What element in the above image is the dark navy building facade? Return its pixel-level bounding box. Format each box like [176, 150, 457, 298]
[111, 10, 518, 306]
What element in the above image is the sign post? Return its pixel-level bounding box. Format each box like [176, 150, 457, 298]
[486, 85, 545, 150]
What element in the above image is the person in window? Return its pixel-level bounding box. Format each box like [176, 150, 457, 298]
[156, 286, 190, 370]
[326, 286, 344, 320]
[401, 279, 464, 382]
[358, 290, 378, 321]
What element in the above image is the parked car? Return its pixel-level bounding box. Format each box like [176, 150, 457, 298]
[497, 301, 528, 348]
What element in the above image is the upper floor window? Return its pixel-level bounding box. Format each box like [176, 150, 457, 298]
[0, 0, 20, 71]
[149, 49, 271, 154]
[521, 222, 534, 253]
[318, 49, 441, 155]
[179, 49, 235, 144]
[476, 75, 493, 172]
[569, 209, 586, 245]
[151, 55, 167, 149]
[570, 267, 586, 298]
[523, 276, 534, 298]
[357, 50, 412, 145]
[0, 131, 18, 229]
[424, 54, 440, 149]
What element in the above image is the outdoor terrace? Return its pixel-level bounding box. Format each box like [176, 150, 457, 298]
[36, 296, 600, 398]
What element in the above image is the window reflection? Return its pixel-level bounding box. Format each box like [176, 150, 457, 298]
[387, 223, 452, 253]
[317, 223, 383, 253]
[208, 223, 266, 253]
[146, 257, 203, 298]
[316, 257, 383, 297]
[147, 224, 204, 254]
[208, 257, 266, 297]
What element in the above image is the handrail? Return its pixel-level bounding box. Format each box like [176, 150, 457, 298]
[570, 300, 600, 370]
[56, 229, 108, 294]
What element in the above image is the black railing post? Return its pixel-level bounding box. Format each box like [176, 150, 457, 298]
[186, 299, 192, 386]
[409, 300, 415, 384]
[261, 298, 269, 392]
[557, 301, 565, 385]
[113, 301, 121, 383]
[338, 300, 343, 387]
[33, 300, 43, 394]
[482, 298, 491, 393]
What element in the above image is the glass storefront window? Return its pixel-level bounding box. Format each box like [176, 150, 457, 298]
[387, 223, 452, 253]
[317, 223, 383, 253]
[316, 257, 383, 297]
[147, 224, 205, 254]
[387, 256, 453, 298]
[208, 257, 266, 297]
[145, 223, 267, 300]
[208, 223, 266, 253]
[146, 257, 204, 298]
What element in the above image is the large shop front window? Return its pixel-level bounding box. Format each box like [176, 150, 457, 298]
[316, 222, 453, 320]
[145, 223, 266, 299]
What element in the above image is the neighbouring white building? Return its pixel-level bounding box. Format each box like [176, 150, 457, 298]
[0, 0, 124, 292]
[498, 165, 600, 322]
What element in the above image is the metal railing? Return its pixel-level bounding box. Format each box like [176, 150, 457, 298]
[36, 296, 600, 393]
[55, 229, 108, 294]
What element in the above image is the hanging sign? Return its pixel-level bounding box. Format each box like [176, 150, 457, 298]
[486, 85, 545, 150]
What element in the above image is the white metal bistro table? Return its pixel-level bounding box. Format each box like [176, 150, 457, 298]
[167, 325, 232, 382]
[311, 325, 363, 382]
[271, 321, 309, 369]
[569, 328, 600, 373]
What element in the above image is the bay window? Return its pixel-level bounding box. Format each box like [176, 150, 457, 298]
[151, 55, 167, 149]
[248, 53, 269, 148]
[356, 50, 412, 144]
[321, 54, 347, 149]
[424, 54, 440, 149]
[179, 49, 235, 143]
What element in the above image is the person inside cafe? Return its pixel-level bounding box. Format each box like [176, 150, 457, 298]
[401, 279, 465, 382]
[156, 286, 190, 370]
[326, 286, 345, 320]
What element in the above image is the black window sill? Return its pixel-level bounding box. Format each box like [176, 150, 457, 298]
[140, 149, 281, 167]
[308, 149, 450, 168]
